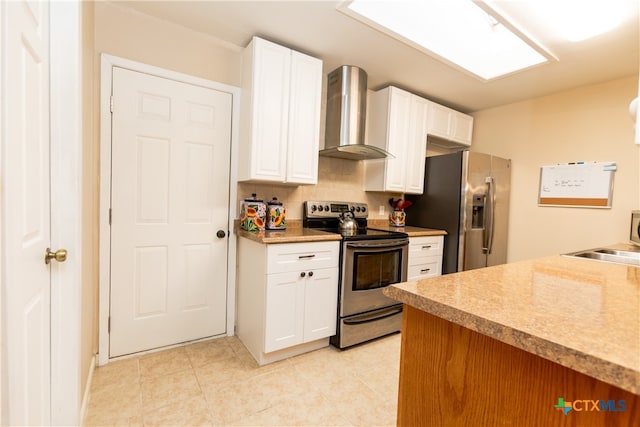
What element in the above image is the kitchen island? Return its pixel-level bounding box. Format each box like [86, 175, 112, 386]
[384, 253, 640, 426]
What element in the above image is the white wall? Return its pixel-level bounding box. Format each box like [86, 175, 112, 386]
[472, 76, 639, 262]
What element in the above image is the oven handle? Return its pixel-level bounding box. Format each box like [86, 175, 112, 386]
[343, 306, 403, 325]
[345, 239, 409, 250]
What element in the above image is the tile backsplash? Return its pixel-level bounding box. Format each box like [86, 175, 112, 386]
[236, 157, 402, 220]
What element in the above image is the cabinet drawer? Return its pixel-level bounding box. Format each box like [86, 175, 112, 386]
[409, 236, 443, 257]
[408, 258, 442, 280]
[267, 241, 339, 274]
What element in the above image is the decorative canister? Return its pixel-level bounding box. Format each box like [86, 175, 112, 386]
[266, 197, 286, 230]
[389, 209, 406, 227]
[240, 193, 266, 231]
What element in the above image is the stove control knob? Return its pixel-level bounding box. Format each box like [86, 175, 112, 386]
[355, 206, 361, 212]
[361, 206, 367, 212]
[311, 204, 317, 212]
[324, 205, 330, 212]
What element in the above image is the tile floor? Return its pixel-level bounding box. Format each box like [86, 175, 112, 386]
[84, 333, 401, 426]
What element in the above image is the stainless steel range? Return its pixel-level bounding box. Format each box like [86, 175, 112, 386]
[303, 201, 409, 348]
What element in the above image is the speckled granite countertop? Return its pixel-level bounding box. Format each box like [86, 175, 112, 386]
[235, 220, 342, 244]
[384, 248, 640, 395]
[367, 220, 447, 237]
[237, 220, 446, 243]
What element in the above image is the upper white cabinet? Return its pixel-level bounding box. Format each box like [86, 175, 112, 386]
[365, 86, 428, 194]
[426, 101, 474, 146]
[238, 37, 323, 184]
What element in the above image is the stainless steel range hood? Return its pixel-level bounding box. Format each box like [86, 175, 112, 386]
[319, 65, 392, 160]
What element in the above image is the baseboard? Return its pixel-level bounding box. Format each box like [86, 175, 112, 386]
[79, 354, 97, 426]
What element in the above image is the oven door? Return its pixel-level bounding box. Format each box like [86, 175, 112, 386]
[340, 238, 408, 317]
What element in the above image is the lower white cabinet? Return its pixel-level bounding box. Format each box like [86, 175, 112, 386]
[264, 266, 338, 352]
[237, 238, 339, 364]
[407, 235, 444, 280]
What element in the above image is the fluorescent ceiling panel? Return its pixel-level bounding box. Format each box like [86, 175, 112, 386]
[341, 0, 551, 80]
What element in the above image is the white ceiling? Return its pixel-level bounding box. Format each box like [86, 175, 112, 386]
[115, 0, 639, 112]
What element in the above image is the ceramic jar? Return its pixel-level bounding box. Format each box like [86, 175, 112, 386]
[389, 209, 406, 227]
[240, 194, 266, 231]
[266, 197, 286, 230]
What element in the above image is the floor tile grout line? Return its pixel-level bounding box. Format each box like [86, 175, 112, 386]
[192, 354, 222, 426]
[86, 336, 401, 426]
[135, 356, 145, 425]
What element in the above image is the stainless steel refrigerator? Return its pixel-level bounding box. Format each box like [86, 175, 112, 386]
[406, 151, 511, 274]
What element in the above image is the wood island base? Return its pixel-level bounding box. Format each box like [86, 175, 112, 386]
[396, 305, 639, 426]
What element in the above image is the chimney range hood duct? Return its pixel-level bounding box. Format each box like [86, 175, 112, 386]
[320, 65, 392, 160]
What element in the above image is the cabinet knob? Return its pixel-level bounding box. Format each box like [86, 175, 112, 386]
[308, 271, 314, 277]
[300, 272, 306, 278]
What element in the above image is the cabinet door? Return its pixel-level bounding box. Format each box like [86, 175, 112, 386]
[405, 96, 429, 194]
[248, 38, 290, 182]
[408, 236, 444, 280]
[303, 267, 339, 342]
[264, 271, 304, 352]
[426, 101, 452, 140]
[409, 236, 444, 257]
[450, 112, 474, 145]
[286, 51, 322, 184]
[407, 257, 442, 280]
[267, 241, 339, 274]
[427, 101, 473, 146]
[384, 87, 412, 192]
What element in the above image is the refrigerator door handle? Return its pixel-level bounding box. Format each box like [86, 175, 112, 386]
[482, 176, 496, 254]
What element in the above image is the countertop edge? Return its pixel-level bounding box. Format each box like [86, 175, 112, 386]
[401, 229, 448, 237]
[385, 284, 640, 396]
[365, 222, 448, 237]
[235, 220, 446, 242]
[235, 228, 342, 244]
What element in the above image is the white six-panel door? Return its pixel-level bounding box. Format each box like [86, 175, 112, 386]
[3, 0, 52, 424]
[110, 67, 231, 357]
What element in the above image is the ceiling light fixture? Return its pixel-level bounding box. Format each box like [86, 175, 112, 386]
[339, 0, 557, 81]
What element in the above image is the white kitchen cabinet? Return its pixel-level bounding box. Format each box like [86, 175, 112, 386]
[365, 86, 428, 194]
[407, 235, 444, 280]
[238, 36, 322, 184]
[237, 238, 339, 365]
[426, 101, 474, 146]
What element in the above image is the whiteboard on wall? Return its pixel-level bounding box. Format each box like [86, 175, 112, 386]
[538, 162, 616, 208]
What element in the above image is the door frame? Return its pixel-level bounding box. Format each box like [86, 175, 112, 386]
[98, 54, 240, 366]
[50, 2, 83, 423]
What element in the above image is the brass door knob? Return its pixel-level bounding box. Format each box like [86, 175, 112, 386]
[45, 248, 67, 264]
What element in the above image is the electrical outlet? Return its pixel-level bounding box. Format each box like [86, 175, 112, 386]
[378, 205, 385, 215]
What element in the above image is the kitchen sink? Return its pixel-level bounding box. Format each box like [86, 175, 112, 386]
[564, 245, 640, 267]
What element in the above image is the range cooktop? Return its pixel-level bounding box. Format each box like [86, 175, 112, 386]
[303, 201, 407, 241]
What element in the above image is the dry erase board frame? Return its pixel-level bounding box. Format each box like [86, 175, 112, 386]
[538, 162, 615, 208]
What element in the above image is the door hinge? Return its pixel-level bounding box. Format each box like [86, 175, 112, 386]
[109, 208, 112, 225]
[110, 95, 114, 113]
[108, 316, 111, 334]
